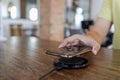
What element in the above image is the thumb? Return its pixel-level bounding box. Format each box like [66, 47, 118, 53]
[92, 43, 100, 55]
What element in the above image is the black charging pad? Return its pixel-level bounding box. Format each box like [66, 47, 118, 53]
[54, 57, 88, 70]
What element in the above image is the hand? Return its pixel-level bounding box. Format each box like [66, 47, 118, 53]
[59, 34, 100, 55]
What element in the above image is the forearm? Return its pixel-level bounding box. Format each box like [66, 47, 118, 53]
[85, 18, 112, 45]
[86, 28, 106, 45]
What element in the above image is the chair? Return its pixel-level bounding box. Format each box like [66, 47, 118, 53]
[81, 20, 94, 33]
[10, 24, 23, 36]
[23, 25, 38, 37]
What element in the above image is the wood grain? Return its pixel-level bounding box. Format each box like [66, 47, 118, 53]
[0, 37, 120, 80]
[0, 37, 57, 80]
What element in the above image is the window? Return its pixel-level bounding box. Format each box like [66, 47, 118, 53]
[29, 8, 38, 21]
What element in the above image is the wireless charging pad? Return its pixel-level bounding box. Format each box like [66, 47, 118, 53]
[54, 57, 88, 70]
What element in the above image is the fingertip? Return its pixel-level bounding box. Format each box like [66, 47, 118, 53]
[92, 49, 97, 55]
[58, 45, 62, 48]
[92, 46, 98, 55]
[92, 42, 100, 55]
[58, 43, 66, 48]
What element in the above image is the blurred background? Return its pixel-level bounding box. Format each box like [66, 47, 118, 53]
[0, 0, 114, 48]
[0, 0, 39, 38]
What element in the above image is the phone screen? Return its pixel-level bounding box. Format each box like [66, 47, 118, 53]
[46, 45, 91, 58]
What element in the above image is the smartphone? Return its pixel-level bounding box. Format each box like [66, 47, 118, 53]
[46, 45, 91, 58]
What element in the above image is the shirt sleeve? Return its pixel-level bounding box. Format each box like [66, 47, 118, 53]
[98, 0, 112, 22]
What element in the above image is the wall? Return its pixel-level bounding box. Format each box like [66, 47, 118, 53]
[1, 0, 20, 18]
[79, 0, 90, 20]
[90, 0, 103, 20]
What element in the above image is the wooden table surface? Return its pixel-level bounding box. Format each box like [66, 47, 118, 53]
[0, 37, 120, 80]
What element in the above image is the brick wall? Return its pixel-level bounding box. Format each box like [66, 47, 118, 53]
[40, 0, 65, 42]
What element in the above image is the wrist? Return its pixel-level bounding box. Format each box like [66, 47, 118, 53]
[85, 32, 102, 45]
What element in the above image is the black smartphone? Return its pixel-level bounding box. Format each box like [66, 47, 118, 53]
[46, 45, 91, 58]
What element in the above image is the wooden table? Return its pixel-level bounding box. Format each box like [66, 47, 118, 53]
[0, 37, 120, 80]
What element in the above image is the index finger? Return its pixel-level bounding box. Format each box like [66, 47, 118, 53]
[58, 39, 69, 48]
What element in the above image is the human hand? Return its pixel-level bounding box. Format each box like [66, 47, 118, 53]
[59, 34, 100, 55]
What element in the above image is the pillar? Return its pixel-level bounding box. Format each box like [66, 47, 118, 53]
[40, 0, 65, 41]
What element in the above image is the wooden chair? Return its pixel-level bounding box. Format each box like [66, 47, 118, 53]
[10, 24, 23, 36]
